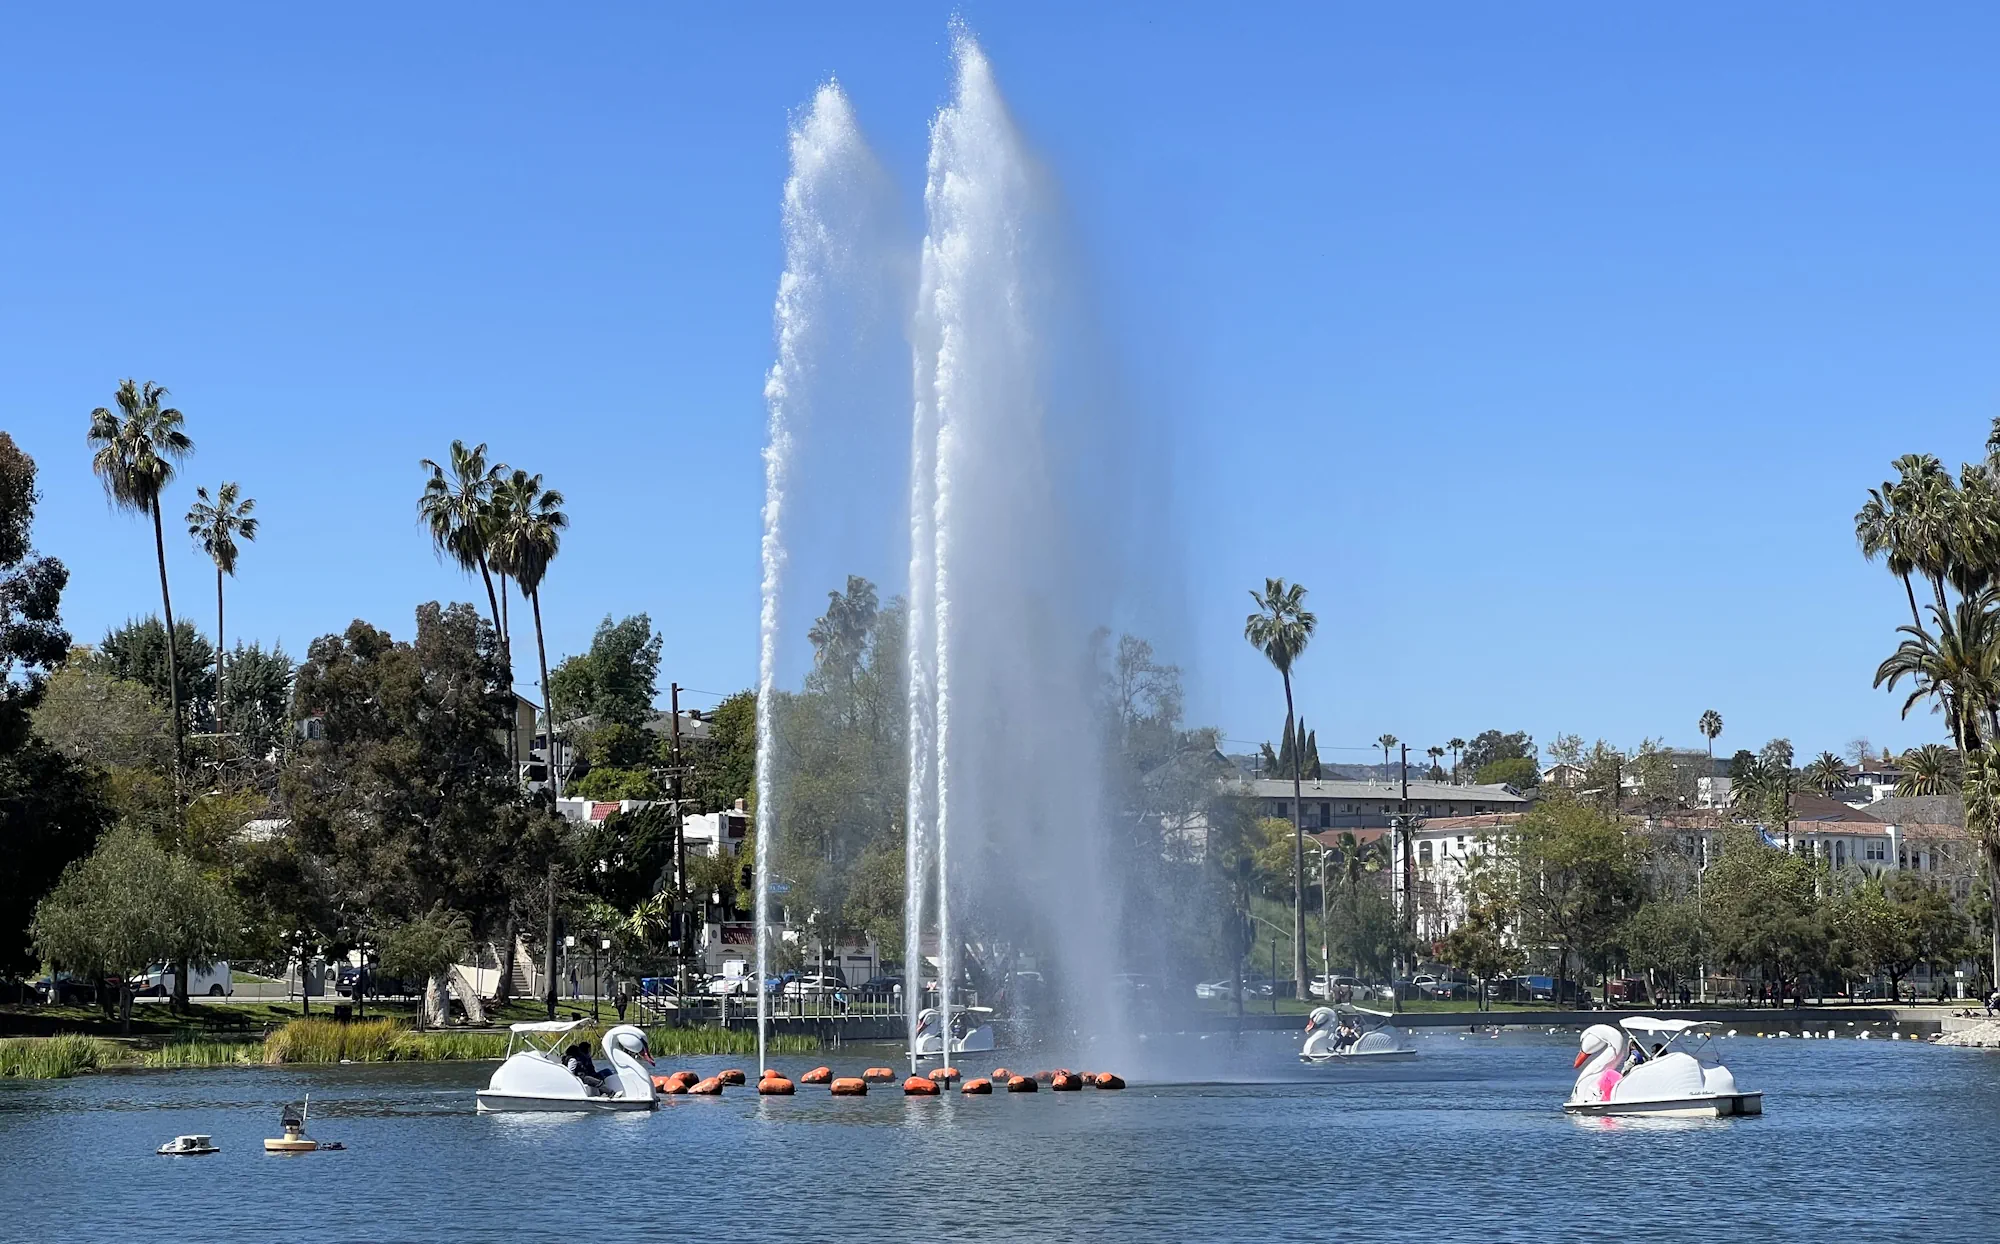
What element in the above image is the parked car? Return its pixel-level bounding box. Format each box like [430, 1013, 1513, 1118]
[130, 962, 233, 998]
[857, 975, 904, 996]
[706, 974, 756, 996]
[34, 973, 99, 1006]
[1525, 975, 1587, 1005]
[783, 973, 848, 999]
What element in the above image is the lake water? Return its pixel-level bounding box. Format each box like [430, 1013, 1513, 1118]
[2, 1025, 1994, 1243]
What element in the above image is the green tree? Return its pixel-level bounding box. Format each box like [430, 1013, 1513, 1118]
[686, 689, 756, 812]
[1244, 576, 1317, 1001]
[32, 659, 172, 773]
[1623, 898, 1705, 1001]
[91, 618, 216, 729]
[381, 904, 474, 1030]
[282, 603, 560, 983]
[1447, 737, 1467, 781]
[569, 766, 660, 801]
[1463, 729, 1535, 777]
[184, 482, 258, 745]
[1513, 799, 1639, 996]
[1474, 756, 1539, 789]
[88, 380, 194, 776]
[1704, 828, 1824, 1004]
[0, 435, 112, 975]
[1963, 746, 2000, 988]
[216, 642, 294, 765]
[1376, 734, 1397, 766]
[549, 614, 663, 732]
[30, 827, 235, 1033]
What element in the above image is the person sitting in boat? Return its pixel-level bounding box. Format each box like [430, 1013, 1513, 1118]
[563, 1042, 608, 1096]
[1331, 1019, 1358, 1052]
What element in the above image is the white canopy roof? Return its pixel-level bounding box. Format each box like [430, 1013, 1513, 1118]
[1618, 1016, 1716, 1034]
[509, 1019, 590, 1034]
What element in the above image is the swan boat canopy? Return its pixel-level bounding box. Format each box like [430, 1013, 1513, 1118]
[476, 1019, 658, 1113]
[1566, 1018, 1762, 1118]
[913, 1006, 997, 1057]
[1301, 1005, 1416, 1062]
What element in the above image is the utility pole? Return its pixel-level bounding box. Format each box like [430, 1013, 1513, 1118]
[1399, 743, 1414, 974]
[671, 683, 690, 997]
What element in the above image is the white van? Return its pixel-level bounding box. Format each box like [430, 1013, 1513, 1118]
[131, 962, 233, 998]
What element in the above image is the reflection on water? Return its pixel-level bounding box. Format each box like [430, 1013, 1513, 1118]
[1, 1032, 1996, 1243]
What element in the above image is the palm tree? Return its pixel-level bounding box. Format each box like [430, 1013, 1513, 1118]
[1426, 746, 1445, 779]
[1858, 482, 1927, 630]
[1874, 594, 2000, 753]
[489, 468, 569, 797]
[1447, 737, 1466, 783]
[185, 483, 258, 744]
[88, 380, 194, 776]
[1377, 734, 1398, 767]
[1733, 755, 1800, 839]
[1698, 710, 1723, 760]
[418, 440, 506, 635]
[1895, 743, 1962, 797]
[1245, 577, 1317, 1002]
[1802, 751, 1850, 796]
[1961, 748, 2000, 990]
[419, 441, 512, 768]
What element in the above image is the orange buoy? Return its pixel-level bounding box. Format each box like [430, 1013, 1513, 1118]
[719, 1069, 747, 1086]
[928, 1066, 961, 1083]
[689, 1077, 724, 1095]
[1050, 1072, 1083, 1091]
[1006, 1075, 1037, 1092]
[990, 1068, 1013, 1081]
[960, 1077, 993, 1095]
[903, 1075, 941, 1095]
[862, 1066, 896, 1082]
[800, 1066, 833, 1084]
[759, 1076, 795, 1095]
[829, 1077, 868, 1096]
[656, 1078, 690, 1095]
[1094, 1073, 1125, 1090]
[1034, 1070, 1055, 1084]
[761, 1068, 784, 1081]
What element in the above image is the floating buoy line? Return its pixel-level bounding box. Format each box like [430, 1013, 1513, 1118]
[641, 1066, 1128, 1101]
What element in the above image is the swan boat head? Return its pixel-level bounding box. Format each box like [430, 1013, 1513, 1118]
[601, 1024, 656, 1098]
[1304, 1007, 1338, 1034]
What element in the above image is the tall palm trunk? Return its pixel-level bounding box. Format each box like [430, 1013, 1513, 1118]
[215, 565, 226, 767]
[151, 496, 192, 1016]
[1283, 671, 1307, 1001]
[150, 497, 184, 781]
[532, 588, 560, 799]
[533, 587, 562, 1022]
[1902, 574, 1923, 631]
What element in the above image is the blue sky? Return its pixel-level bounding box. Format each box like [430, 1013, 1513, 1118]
[5, 4, 1993, 764]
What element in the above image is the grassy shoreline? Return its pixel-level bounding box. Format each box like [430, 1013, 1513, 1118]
[2, 1020, 816, 1080]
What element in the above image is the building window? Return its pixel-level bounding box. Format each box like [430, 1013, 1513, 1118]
[1418, 842, 1433, 865]
[1865, 840, 1885, 862]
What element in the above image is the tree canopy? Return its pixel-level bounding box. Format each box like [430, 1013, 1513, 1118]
[550, 614, 662, 730]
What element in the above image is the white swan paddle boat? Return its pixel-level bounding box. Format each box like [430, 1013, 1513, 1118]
[476, 1019, 658, 1113]
[1301, 1005, 1416, 1062]
[1566, 1017, 1762, 1118]
[157, 1134, 219, 1156]
[914, 1006, 997, 1057]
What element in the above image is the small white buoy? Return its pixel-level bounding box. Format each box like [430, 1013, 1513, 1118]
[1725, 1030, 1737, 1037]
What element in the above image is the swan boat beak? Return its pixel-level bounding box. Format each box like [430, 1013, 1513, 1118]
[1573, 1050, 1590, 1068]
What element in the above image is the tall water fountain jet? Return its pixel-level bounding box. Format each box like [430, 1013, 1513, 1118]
[905, 30, 1129, 1065]
[756, 81, 889, 1075]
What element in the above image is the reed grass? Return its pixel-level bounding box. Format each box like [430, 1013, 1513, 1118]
[0, 1034, 119, 1079]
[142, 1040, 260, 1069]
[643, 1027, 815, 1056]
